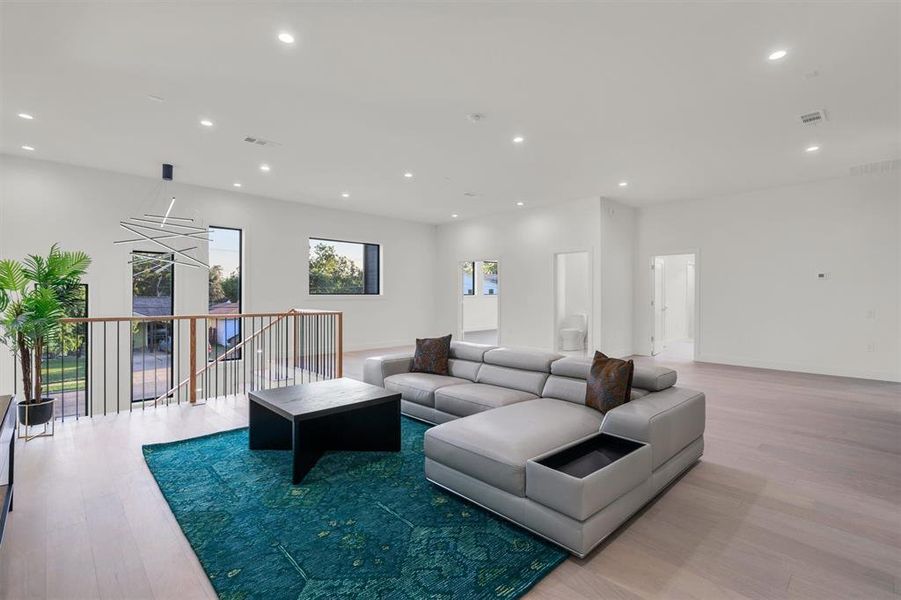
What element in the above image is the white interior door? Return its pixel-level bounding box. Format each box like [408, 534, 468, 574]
[652, 257, 666, 355]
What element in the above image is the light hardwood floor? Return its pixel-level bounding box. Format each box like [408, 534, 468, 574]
[1, 349, 899, 600]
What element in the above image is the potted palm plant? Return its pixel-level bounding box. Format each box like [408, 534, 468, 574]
[0, 244, 91, 427]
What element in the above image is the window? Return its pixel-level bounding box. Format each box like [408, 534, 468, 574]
[309, 238, 380, 295]
[461, 262, 475, 296]
[132, 251, 174, 401]
[208, 226, 242, 360]
[481, 261, 498, 295]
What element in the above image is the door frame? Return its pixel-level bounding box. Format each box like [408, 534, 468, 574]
[553, 250, 594, 354]
[648, 250, 700, 360]
[456, 259, 501, 345]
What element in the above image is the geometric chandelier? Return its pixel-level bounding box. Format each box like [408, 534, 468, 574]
[114, 163, 210, 270]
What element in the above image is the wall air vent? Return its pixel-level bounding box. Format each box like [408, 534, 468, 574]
[849, 158, 900, 177]
[243, 136, 281, 147]
[799, 110, 827, 125]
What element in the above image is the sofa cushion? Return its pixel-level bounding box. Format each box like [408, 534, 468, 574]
[585, 352, 634, 414]
[424, 398, 604, 497]
[434, 383, 537, 417]
[412, 334, 452, 375]
[476, 364, 549, 395]
[542, 375, 649, 405]
[450, 341, 495, 362]
[383, 372, 469, 408]
[551, 356, 677, 392]
[447, 358, 481, 381]
[632, 364, 678, 391]
[483, 347, 562, 372]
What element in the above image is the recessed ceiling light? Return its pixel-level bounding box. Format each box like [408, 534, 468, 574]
[768, 49, 787, 61]
[21, 145, 34, 151]
[233, 182, 242, 187]
[17, 113, 33, 120]
[341, 192, 350, 198]
[451, 213, 459, 218]
[278, 32, 295, 44]
[805, 145, 820, 153]
[146, 94, 165, 102]
[200, 119, 214, 127]
[403, 172, 413, 178]
[260, 164, 271, 172]
[516, 201, 524, 206]
[512, 136, 525, 144]
[618, 181, 628, 187]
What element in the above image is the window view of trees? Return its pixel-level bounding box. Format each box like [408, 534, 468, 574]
[462, 262, 475, 295]
[309, 239, 380, 295]
[208, 227, 242, 360]
[481, 261, 498, 295]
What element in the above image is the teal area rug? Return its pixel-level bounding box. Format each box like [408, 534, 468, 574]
[143, 417, 566, 599]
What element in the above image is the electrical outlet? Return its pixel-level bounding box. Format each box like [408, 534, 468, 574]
[865, 309, 876, 319]
[816, 272, 829, 280]
[866, 342, 876, 353]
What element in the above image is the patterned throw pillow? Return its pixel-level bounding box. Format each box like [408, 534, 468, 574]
[585, 351, 634, 414]
[411, 334, 452, 376]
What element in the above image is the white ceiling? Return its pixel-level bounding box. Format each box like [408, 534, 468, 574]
[1, 2, 898, 223]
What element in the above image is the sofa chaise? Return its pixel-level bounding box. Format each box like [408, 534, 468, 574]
[363, 341, 705, 557]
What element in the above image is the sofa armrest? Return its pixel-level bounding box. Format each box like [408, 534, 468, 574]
[363, 354, 414, 387]
[601, 386, 705, 470]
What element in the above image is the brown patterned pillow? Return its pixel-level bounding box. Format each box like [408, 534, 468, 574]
[411, 334, 452, 376]
[585, 351, 634, 414]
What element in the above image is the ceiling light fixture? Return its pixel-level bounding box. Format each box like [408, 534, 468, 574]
[17, 113, 33, 120]
[805, 145, 820, 153]
[260, 164, 271, 172]
[341, 192, 350, 198]
[278, 32, 295, 44]
[768, 49, 787, 61]
[618, 181, 628, 187]
[233, 182, 242, 187]
[21, 145, 34, 151]
[403, 172, 413, 178]
[512, 136, 524, 144]
[451, 214, 459, 218]
[516, 201, 524, 206]
[200, 119, 213, 127]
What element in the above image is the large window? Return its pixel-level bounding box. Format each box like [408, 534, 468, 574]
[481, 261, 498, 295]
[309, 238, 380, 295]
[132, 251, 174, 402]
[208, 226, 242, 360]
[461, 262, 475, 295]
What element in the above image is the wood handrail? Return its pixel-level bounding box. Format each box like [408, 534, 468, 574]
[60, 309, 342, 324]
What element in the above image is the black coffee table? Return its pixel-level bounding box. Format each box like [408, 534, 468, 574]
[248, 378, 401, 484]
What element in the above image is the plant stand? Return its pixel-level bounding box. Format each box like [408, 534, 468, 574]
[17, 398, 54, 442]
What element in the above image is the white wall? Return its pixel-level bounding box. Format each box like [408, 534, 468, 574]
[599, 198, 636, 357]
[435, 197, 603, 350]
[634, 172, 901, 382]
[0, 155, 437, 365]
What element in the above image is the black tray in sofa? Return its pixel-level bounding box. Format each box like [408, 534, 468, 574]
[536, 433, 645, 478]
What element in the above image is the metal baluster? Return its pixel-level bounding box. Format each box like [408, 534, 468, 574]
[103, 321, 107, 415]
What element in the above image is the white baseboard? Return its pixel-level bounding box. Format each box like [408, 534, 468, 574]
[696, 352, 901, 383]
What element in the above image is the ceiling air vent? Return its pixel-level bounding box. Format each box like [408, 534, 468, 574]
[243, 136, 281, 147]
[850, 158, 900, 177]
[799, 110, 827, 126]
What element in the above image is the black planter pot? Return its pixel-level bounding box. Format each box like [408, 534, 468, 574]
[17, 398, 54, 426]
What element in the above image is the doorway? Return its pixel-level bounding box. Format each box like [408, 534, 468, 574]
[651, 253, 696, 360]
[554, 251, 592, 356]
[458, 260, 499, 345]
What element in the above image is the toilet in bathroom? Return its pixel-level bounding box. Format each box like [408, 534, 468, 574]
[559, 313, 587, 351]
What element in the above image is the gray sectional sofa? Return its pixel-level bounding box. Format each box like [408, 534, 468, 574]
[363, 341, 705, 557]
